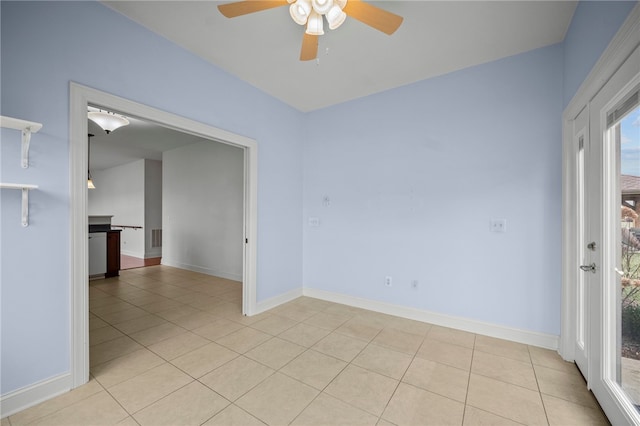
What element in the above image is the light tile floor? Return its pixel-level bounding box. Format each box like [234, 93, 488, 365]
[4, 266, 609, 426]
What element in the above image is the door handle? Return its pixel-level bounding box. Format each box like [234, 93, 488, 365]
[580, 263, 597, 273]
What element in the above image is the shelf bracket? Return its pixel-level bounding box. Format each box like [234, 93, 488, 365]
[21, 187, 30, 227]
[1, 115, 43, 169]
[22, 129, 32, 169]
[1, 183, 38, 227]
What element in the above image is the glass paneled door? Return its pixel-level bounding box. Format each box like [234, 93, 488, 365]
[619, 102, 640, 410]
[573, 105, 590, 378]
[583, 45, 640, 424]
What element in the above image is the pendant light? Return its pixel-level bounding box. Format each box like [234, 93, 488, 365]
[87, 133, 95, 189]
[88, 110, 129, 134]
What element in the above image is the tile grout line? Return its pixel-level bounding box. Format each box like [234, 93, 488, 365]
[460, 334, 477, 426]
[91, 277, 243, 421]
[279, 311, 387, 424]
[191, 301, 349, 424]
[376, 327, 427, 425]
[528, 345, 552, 426]
[279, 306, 365, 424]
[100, 275, 349, 421]
[93, 279, 240, 423]
[214, 303, 344, 424]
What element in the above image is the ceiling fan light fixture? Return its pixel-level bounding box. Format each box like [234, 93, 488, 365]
[290, 0, 311, 25]
[88, 110, 130, 134]
[217, 0, 404, 62]
[305, 10, 324, 35]
[311, 0, 333, 15]
[326, 4, 346, 30]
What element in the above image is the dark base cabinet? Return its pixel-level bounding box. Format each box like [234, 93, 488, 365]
[106, 230, 121, 278]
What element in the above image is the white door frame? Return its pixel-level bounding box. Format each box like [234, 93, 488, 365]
[561, 5, 640, 424]
[69, 82, 258, 388]
[560, 3, 640, 363]
[570, 105, 590, 379]
[587, 58, 640, 424]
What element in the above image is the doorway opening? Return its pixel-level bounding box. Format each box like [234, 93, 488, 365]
[86, 107, 244, 276]
[562, 43, 640, 424]
[70, 83, 258, 388]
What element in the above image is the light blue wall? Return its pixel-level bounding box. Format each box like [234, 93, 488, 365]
[1, 0, 635, 401]
[563, 0, 637, 107]
[0, 1, 304, 394]
[301, 1, 636, 338]
[303, 45, 564, 335]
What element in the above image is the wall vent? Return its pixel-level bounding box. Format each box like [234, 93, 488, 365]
[151, 229, 162, 248]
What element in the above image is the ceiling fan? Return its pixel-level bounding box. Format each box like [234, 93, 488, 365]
[218, 0, 403, 61]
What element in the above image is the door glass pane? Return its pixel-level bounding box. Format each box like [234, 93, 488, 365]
[578, 135, 586, 351]
[618, 104, 640, 405]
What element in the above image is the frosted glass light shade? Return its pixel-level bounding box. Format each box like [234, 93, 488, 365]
[87, 178, 95, 189]
[311, 0, 333, 15]
[326, 5, 346, 30]
[290, 0, 312, 25]
[306, 10, 324, 35]
[88, 111, 129, 134]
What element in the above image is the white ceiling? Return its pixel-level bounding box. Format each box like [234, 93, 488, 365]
[88, 114, 204, 171]
[91, 0, 577, 170]
[103, 0, 577, 112]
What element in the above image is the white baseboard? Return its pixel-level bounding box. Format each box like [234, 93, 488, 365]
[255, 287, 304, 315]
[0, 373, 71, 419]
[121, 249, 144, 258]
[119, 252, 161, 260]
[161, 259, 242, 282]
[303, 287, 559, 350]
[143, 250, 161, 259]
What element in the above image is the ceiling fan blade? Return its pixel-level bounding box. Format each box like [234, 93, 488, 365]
[342, 0, 403, 35]
[300, 33, 318, 61]
[218, 0, 289, 18]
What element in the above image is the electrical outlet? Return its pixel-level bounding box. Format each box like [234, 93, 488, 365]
[411, 280, 419, 289]
[385, 276, 392, 287]
[490, 219, 507, 233]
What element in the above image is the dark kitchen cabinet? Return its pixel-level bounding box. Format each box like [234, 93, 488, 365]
[106, 230, 121, 278]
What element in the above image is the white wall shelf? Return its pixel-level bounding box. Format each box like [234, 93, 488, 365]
[0, 183, 38, 227]
[1, 115, 43, 168]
